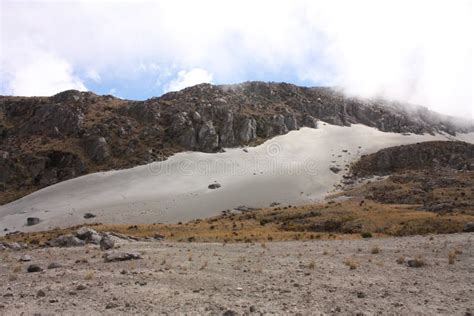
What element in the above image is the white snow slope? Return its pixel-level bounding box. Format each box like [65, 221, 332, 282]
[1, 123, 473, 234]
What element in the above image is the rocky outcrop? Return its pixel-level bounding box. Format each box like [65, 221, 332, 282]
[351, 141, 474, 177]
[1, 81, 473, 205]
[197, 121, 219, 152]
[83, 136, 110, 163]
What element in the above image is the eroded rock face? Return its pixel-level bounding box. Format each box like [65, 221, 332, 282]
[1, 82, 473, 205]
[238, 117, 257, 143]
[197, 121, 219, 152]
[84, 136, 110, 163]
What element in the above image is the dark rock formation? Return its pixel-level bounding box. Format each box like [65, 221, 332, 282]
[351, 141, 474, 177]
[84, 136, 110, 163]
[1, 81, 473, 205]
[26, 217, 40, 226]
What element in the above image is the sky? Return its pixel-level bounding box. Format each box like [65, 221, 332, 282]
[0, 0, 472, 119]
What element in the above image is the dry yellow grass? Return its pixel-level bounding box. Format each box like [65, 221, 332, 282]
[1, 198, 473, 245]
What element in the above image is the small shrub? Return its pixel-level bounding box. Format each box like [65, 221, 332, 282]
[361, 232, 373, 238]
[371, 246, 380, 254]
[396, 256, 405, 264]
[407, 256, 425, 268]
[84, 271, 94, 280]
[344, 258, 358, 270]
[448, 251, 456, 265]
[308, 261, 316, 269]
[199, 261, 208, 270]
[259, 219, 270, 226]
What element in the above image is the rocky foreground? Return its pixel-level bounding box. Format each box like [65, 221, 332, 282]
[0, 232, 472, 315]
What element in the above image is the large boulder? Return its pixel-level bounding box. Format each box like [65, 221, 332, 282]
[76, 227, 102, 244]
[49, 235, 85, 247]
[100, 235, 115, 251]
[303, 115, 318, 128]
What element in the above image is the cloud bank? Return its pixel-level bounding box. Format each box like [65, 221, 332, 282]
[164, 68, 213, 93]
[0, 0, 472, 118]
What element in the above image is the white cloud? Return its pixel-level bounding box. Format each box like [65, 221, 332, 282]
[0, 0, 472, 118]
[85, 69, 101, 82]
[164, 68, 213, 92]
[1, 47, 87, 96]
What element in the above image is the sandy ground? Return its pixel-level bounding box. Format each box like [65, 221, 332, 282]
[1, 124, 473, 234]
[0, 233, 472, 315]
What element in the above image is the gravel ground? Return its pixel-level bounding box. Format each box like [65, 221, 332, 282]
[0, 233, 473, 315]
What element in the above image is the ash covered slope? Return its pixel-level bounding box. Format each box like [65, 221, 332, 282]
[0, 81, 472, 204]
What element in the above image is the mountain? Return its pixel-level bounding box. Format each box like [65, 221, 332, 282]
[1, 82, 472, 205]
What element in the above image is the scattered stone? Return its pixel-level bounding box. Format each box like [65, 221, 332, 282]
[49, 235, 85, 247]
[153, 234, 165, 241]
[356, 291, 366, 298]
[83, 213, 96, 219]
[76, 284, 87, 291]
[27, 264, 43, 273]
[103, 252, 142, 263]
[47, 262, 63, 269]
[223, 310, 238, 316]
[135, 280, 147, 286]
[26, 217, 40, 226]
[208, 183, 221, 189]
[105, 303, 119, 309]
[100, 235, 115, 251]
[36, 290, 46, 298]
[463, 222, 474, 233]
[330, 166, 341, 174]
[19, 255, 32, 262]
[406, 258, 425, 268]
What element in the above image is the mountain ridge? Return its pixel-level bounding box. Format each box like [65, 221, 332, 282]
[1, 81, 473, 205]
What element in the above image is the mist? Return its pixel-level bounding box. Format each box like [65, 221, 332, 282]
[0, 0, 472, 119]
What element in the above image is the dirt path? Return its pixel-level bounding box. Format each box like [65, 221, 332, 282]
[1, 233, 473, 315]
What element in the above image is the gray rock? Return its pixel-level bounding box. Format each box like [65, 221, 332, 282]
[105, 302, 119, 309]
[76, 227, 102, 244]
[83, 213, 96, 219]
[26, 217, 40, 226]
[18, 255, 32, 262]
[303, 115, 318, 128]
[47, 262, 63, 269]
[330, 166, 342, 174]
[208, 183, 221, 189]
[84, 136, 110, 163]
[37, 289, 46, 298]
[238, 117, 257, 143]
[103, 252, 142, 263]
[219, 110, 235, 147]
[49, 235, 85, 247]
[27, 264, 43, 273]
[463, 222, 474, 232]
[198, 121, 219, 152]
[178, 127, 197, 149]
[284, 114, 298, 130]
[100, 235, 115, 251]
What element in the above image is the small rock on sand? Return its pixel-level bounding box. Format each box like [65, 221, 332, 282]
[103, 252, 142, 263]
